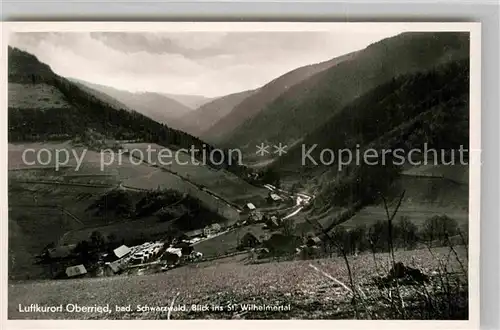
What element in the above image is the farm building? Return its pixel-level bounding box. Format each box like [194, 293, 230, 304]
[165, 247, 183, 257]
[251, 211, 263, 222]
[65, 264, 87, 278]
[104, 259, 126, 276]
[113, 245, 131, 259]
[203, 223, 222, 236]
[246, 203, 256, 211]
[270, 215, 280, 227]
[267, 193, 283, 203]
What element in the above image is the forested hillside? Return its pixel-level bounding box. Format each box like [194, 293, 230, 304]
[222, 32, 469, 152]
[271, 59, 469, 214]
[202, 52, 358, 143]
[177, 89, 255, 137]
[69, 79, 194, 129]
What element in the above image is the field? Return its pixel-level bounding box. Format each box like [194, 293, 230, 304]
[121, 143, 269, 205]
[8, 180, 112, 280]
[8, 83, 71, 109]
[8, 246, 467, 320]
[194, 223, 275, 258]
[58, 217, 176, 246]
[341, 205, 468, 229]
[9, 142, 268, 218]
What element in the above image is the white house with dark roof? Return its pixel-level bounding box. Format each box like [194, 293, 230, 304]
[246, 203, 256, 211]
[65, 264, 87, 278]
[113, 245, 131, 259]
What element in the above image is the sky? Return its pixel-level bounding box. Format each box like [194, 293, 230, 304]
[9, 30, 406, 97]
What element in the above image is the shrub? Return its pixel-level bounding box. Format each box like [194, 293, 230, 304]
[395, 216, 418, 250]
[263, 234, 302, 257]
[421, 215, 458, 245]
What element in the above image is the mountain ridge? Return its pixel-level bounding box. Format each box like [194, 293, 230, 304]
[68, 78, 195, 129]
[201, 51, 359, 143]
[219, 32, 470, 156]
[175, 89, 256, 137]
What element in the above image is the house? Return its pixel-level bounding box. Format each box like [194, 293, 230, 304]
[188, 251, 203, 261]
[165, 247, 183, 258]
[113, 245, 131, 259]
[270, 215, 280, 228]
[129, 255, 144, 265]
[107, 261, 121, 273]
[251, 211, 263, 222]
[65, 264, 87, 278]
[267, 193, 282, 204]
[104, 259, 125, 275]
[203, 223, 222, 236]
[246, 203, 256, 211]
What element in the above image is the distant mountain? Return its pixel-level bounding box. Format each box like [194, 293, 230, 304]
[176, 90, 255, 137]
[162, 93, 213, 109]
[70, 80, 133, 112]
[219, 32, 470, 154]
[202, 52, 358, 143]
[70, 79, 194, 129]
[7, 47, 222, 160]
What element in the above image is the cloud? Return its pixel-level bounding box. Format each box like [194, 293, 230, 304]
[9, 30, 403, 97]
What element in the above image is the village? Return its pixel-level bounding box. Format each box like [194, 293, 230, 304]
[45, 186, 314, 280]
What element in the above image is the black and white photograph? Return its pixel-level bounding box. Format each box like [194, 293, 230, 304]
[4, 22, 480, 323]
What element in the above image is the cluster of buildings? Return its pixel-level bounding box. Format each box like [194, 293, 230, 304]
[128, 242, 165, 265]
[242, 203, 263, 223]
[98, 241, 166, 276]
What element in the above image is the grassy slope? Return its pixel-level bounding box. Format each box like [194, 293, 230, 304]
[8, 83, 71, 109]
[8, 141, 267, 280]
[121, 143, 268, 205]
[8, 247, 466, 319]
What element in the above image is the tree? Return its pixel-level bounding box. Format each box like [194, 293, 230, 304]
[261, 168, 281, 187]
[73, 240, 98, 265]
[263, 234, 301, 258]
[349, 225, 369, 254]
[281, 218, 296, 237]
[395, 216, 418, 249]
[421, 215, 458, 245]
[107, 233, 117, 246]
[90, 231, 105, 251]
[238, 232, 260, 250]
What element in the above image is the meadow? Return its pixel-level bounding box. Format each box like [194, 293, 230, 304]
[8, 246, 467, 320]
